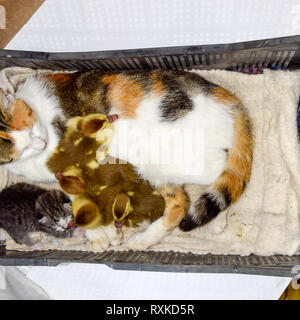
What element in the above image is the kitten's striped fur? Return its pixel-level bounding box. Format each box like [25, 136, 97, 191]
[0, 183, 75, 245]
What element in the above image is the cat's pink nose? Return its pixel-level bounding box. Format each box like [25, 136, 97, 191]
[32, 137, 47, 150]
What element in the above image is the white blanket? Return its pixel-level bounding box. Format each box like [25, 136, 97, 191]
[1, 67, 300, 256]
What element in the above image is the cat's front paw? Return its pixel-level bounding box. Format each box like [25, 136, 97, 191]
[125, 232, 154, 251]
[100, 224, 122, 247]
[125, 218, 166, 250]
[110, 236, 122, 247]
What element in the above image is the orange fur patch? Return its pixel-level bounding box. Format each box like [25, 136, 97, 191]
[44, 73, 72, 86]
[161, 185, 189, 230]
[151, 71, 165, 96]
[0, 131, 14, 142]
[9, 99, 36, 130]
[102, 74, 144, 118]
[209, 86, 253, 204]
[215, 111, 253, 202]
[211, 87, 241, 107]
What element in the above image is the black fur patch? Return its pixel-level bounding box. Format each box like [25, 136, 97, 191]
[178, 215, 199, 231]
[157, 70, 217, 122]
[160, 90, 193, 121]
[157, 71, 193, 121]
[179, 193, 222, 231]
[199, 193, 222, 226]
[218, 186, 232, 207]
[52, 116, 66, 137]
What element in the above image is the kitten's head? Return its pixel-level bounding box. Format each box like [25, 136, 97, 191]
[0, 89, 47, 164]
[35, 189, 76, 236]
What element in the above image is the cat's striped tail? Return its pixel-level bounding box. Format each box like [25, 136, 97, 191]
[179, 87, 253, 231]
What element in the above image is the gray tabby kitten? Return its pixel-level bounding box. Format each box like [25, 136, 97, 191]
[0, 183, 76, 246]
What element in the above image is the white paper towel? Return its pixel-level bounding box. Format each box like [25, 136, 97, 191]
[26, 263, 291, 300]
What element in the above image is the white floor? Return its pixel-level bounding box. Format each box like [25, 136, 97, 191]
[2, 0, 298, 299]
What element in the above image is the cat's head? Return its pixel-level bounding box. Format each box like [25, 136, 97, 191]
[0, 89, 47, 164]
[35, 189, 76, 235]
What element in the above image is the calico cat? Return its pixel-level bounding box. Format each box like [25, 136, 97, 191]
[0, 69, 253, 240]
[0, 182, 76, 246]
[46, 70, 253, 234]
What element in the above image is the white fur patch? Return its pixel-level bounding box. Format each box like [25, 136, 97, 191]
[109, 91, 234, 187]
[125, 217, 168, 250]
[56, 216, 72, 231]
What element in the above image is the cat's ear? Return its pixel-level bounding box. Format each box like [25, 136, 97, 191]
[35, 203, 47, 224]
[63, 202, 72, 212]
[35, 211, 45, 222]
[9, 99, 36, 130]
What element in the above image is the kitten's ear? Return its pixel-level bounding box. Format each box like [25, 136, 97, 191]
[35, 211, 44, 222]
[35, 198, 47, 223]
[63, 202, 72, 212]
